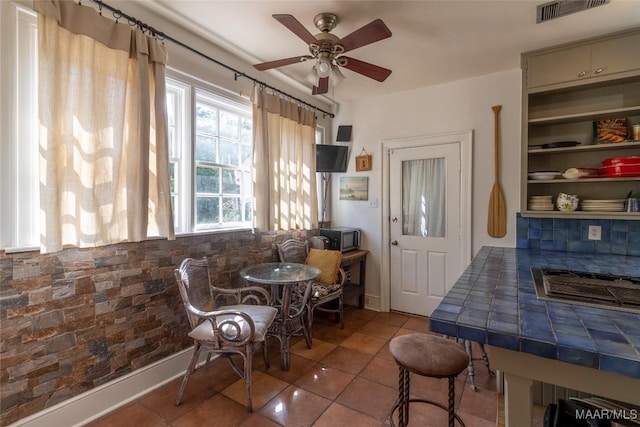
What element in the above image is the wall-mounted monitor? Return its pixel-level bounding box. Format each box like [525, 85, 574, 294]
[316, 145, 349, 173]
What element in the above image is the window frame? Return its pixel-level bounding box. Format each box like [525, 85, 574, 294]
[166, 69, 254, 235]
[0, 3, 39, 251]
[166, 79, 191, 234]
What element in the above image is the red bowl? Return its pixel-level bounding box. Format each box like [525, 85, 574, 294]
[600, 163, 640, 177]
[601, 156, 640, 167]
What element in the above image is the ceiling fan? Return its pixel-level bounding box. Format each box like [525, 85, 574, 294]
[253, 13, 392, 95]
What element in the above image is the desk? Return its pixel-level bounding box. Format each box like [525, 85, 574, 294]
[340, 249, 369, 309]
[239, 262, 320, 371]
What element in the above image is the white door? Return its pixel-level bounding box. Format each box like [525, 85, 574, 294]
[389, 142, 461, 316]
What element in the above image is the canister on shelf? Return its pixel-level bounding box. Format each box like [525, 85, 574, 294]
[633, 124, 640, 141]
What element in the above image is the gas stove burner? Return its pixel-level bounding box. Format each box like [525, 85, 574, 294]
[542, 268, 640, 284]
[531, 268, 640, 314]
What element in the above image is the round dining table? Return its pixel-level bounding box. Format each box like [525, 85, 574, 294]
[239, 262, 320, 370]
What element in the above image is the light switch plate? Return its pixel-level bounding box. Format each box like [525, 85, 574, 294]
[588, 225, 601, 241]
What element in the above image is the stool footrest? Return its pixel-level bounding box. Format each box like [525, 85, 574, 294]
[388, 399, 466, 427]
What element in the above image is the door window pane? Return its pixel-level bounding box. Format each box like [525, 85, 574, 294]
[402, 158, 446, 237]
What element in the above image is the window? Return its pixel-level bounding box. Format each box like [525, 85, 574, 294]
[166, 80, 189, 233]
[0, 5, 254, 250]
[167, 74, 253, 234]
[0, 3, 39, 249]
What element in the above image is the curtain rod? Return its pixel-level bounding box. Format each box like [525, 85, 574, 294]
[88, 0, 335, 118]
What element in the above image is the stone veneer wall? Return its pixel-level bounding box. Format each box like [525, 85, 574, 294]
[0, 229, 314, 426]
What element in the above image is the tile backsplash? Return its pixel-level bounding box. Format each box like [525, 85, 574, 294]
[516, 214, 640, 256]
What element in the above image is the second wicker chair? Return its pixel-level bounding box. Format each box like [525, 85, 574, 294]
[277, 239, 345, 341]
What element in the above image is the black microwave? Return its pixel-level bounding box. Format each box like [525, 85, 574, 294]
[319, 227, 360, 252]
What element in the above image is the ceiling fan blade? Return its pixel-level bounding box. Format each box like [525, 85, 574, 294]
[254, 56, 310, 71]
[341, 57, 392, 82]
[312, 77, 329, 95]
[337, 19, 392, 53]
[273, 14, 318, 46]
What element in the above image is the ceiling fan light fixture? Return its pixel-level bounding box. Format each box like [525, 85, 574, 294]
[331, 66, 346, 85]
[305, 66, 319, 85]
[316, 57, 332, 78]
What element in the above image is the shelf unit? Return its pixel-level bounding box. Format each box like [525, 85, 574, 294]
[521, 28, 640, 220]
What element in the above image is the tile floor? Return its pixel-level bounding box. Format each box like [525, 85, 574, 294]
[86, 307, 499, 427]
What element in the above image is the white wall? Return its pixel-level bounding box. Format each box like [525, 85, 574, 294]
[331, 69, 522, 307]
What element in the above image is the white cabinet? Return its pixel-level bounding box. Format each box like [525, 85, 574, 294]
[526, 30, 640, 90]
[521, 28, 640, 220]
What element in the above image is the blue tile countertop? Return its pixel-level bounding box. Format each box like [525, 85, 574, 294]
[429, 246, 640, 379]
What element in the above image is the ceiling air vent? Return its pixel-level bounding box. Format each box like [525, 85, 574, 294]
[537, 0, 610, 23]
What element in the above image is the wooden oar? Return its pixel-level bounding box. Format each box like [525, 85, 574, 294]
[488, 105, 506, 238]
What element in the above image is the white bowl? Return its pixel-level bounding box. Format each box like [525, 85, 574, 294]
[528, 171, 561, 180]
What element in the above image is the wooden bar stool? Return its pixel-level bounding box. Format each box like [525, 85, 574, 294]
[388, 333, 469, 427]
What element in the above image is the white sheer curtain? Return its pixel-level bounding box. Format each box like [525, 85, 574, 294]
[252, 87, 318, 231]
[35, 0, 174, 252]
[402, 158, 446, 237]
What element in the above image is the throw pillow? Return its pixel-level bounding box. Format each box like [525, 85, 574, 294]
[305, 248, 342, 285]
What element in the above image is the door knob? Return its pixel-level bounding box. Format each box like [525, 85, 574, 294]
[391, 240, 398, 246]
[392, 217, 398, 223]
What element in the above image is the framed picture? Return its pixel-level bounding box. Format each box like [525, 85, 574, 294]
[355, 154, 372, 171]
[339, 177, 368, 201]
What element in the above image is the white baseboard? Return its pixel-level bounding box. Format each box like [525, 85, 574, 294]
[363, 294, 380, 311]
[9, 348, 196, 427]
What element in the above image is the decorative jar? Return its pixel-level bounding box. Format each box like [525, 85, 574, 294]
[556, 193, 579, 211]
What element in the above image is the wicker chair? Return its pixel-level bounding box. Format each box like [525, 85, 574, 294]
[174, 257, 278, 412]
[277, 239, 345, 340]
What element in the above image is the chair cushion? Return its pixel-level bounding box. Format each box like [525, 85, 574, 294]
[389, 333, 469, 378]
[312, 282, 342, 299]
[188, 304, 278, 343]
[305, 248, 342, 285]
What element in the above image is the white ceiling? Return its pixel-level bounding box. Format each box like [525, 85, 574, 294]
[142, 0, 640, 103]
